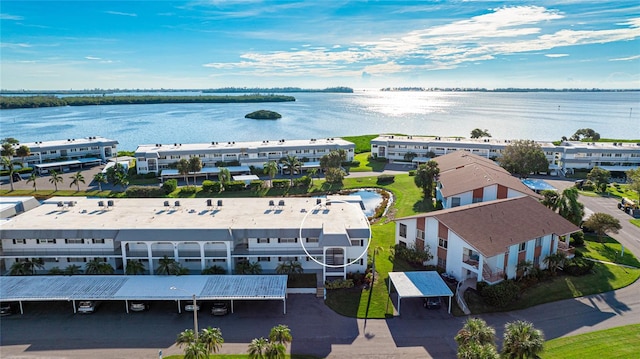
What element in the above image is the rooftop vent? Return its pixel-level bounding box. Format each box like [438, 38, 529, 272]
[206, 199, 213, 207]
[164, 201, 170, 207]
[107, 200, 114, 207]
[217, 200, 223, 207]
[175, 201, 181, 207]
[98, 201, 104, 207]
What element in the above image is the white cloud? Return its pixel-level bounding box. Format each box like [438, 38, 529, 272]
[545, 54, 569, 58]
[0, 42, 32, 48]
[610, 54, 640, 61]
[0, 13, 24, 21]
[105, 11, 138, 17]
[85, 56, 102, 60]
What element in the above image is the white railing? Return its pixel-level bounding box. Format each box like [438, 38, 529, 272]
[455, 280, 469, 315]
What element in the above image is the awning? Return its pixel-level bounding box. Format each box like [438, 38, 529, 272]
[388, 271, 454, 314]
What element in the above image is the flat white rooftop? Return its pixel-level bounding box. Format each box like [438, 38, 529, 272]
[136, 138, 353, 154]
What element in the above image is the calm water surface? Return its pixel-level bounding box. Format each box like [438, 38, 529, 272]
[2, 90, 638, 150]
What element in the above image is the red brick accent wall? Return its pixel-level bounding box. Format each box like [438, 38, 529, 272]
[438, 222, 448, 239]
[437, 246, 447, 259]
[473, 188, 484, 199]
[417, 217, 425, 231]
[497, 185, 508, 199]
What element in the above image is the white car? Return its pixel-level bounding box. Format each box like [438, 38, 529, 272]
[77, 301, 98, 314]
[210, 302, 228, 316]
[184, 303, 200, 312]
[130, 302, 149, 312]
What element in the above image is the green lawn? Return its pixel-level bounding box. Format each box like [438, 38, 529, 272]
[465, 262, 640, 314]
[341, 134, 379, 153]
[577, 236, 640, 267]
[542, 324, 640, 359]
[349, 152, 386, 172]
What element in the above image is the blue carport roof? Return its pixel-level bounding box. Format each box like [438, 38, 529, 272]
[521, 178, 556, 191]
[388, 271, 453, 298]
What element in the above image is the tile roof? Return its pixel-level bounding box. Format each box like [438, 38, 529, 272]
[399, 196, 580, 257]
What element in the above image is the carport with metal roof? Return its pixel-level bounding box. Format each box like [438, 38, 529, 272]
[0, 275, 288, 314]
[388, 271, 454, 315]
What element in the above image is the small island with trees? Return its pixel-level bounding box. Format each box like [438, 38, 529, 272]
[245, 110, 282, 120]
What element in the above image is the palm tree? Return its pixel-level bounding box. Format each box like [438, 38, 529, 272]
[501, 320, 544, 359]
[263, 161, 278, 187]
[69, 171, 85, 191]
[176, 329, 197, 348]
[218, 167, 231, 185]
[48, 266, 65, 275]
[455, 318, 497, 353]
[199, 327, 224, 354]
[125, 259, 146, 275]
[457, 341, 499, 359]
[247, 261, 263, 274]
[16, 145, 31, 167]
[275, 261, 303, 278]
[516, 260, 533, 279]
[280, 155, 301, 185]
[188, 156, 203, 185]
[265, 342, 286, 359]
[307, 168, 318, 184]
[1, 142, 16, 157]
[9, 261, 30, 276]
[64, 264, 83, 275]
[247, 337, 269, 359]
[177, 158, 190, 186]
[543, 252, 566, 276]
[183, 342, 208, 359]
[557, 187, 584, 226]
[49, 170, 63, 191]
[85, 258, 114, 274]
[1, 156, 15, 191]
[26, 171, 38, 191]
[202, 265, 226, 275]
[93, 172, 108, 192]
[235, 260, 262, 274]
[156, 255, 180, 275]
[269, 324, 292, 347]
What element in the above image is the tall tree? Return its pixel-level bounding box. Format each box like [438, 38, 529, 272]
[156, 255, 181, 275]
[2, 156, 15, 191]
[199, 327, 224, 354]
[69, 171, 85, 191]
[176, 329, 197, 348]
[556, 187, 585, 226]
[501, 320, 544, 359]
[247, 337, 269, 359]
[280, 155, 301, 185]
[48, 170, 63, 191]
[26, 171, 38, 191]
[414, 160, 440, 201]
[570, 128, 600, 141]
[269, 324, 292, 347]
[183, 342, 208, 359]
[455, 318, 497, 359]
[583, 212, 621, 243]
[16, 145, 31, 167]
[176, 158, 190, 185]
[125, 259, 146, 275]
[307, 168, 319, 184]
[498, 140, 548, 178]
[93, 172, 108, 192]
[586, 166, 610, 192]
[263, 161, 278, 187]
[403, 151, 418, 162]
[540, 190, 560, 210]
[188, 156, 203, 185]
[320, 149, 346, 170]
[470, 128, 491, 138]
[1, 142, 16, 157]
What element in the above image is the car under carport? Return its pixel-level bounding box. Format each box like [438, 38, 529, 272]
[388, 271, 454, 315]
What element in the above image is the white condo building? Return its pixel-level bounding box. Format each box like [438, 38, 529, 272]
[134, 138, 355, 175]
[0, 196, 370, 282]
[371, 135, 640, 175]
[11, 136, 118, 166]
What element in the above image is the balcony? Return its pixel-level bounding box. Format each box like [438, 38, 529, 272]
[482, 265, 505, 284]
[557, 241, 575, 258]
[462, 254, 480, 269]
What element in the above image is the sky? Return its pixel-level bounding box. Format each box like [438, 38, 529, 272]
[1, 0, 639, 90]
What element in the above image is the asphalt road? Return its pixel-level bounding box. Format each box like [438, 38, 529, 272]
[1, 176, 639, 358]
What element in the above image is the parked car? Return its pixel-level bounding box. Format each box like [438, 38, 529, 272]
[423, 297, 442, 310]
[77, 301, 98, 314]
[0, 303, 14, 316]
[184, 303, 200, 312]
[211, 302, 228, 316]
[129, 301, 149, 312]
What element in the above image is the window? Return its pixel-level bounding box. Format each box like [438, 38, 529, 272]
[399, 223, 407, 238]
[472, 197, 482, 203]
[416, 229, 425, 240]
[92, 238, 105, 244]
[257, 238, 270, 244]
[351, 239, 363, 246]
[278, 256, 298, 262]
[37, 239, 56, 244]
[438, 238, 448, 249]
[278, 238, 297, 244]
[68, 257, 86, 262]
[518, 242, 527, 252]
[306, 238, 319, 243]
[258, 257, 271, 262]
[437, 257, 447, 268]
[185, 258, 200, 262]
[535, 237, 542, 247]
[12, 239, 26, 244]
[451, 197, 461, 207]
[398, 241, 407, 248]
[348, 258, 364, 266]
[65, 238, 84, 244]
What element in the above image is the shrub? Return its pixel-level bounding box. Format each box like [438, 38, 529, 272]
[393, 244, 433, 267]
[408, 170, 416, 176]
[480, 280, 520, 308]
[249, 180, 264, 191]
[272, 179, 290, 189]
[376, 174, 395, 185]
[325, 278, 355, 290]
[564, 257, 594, 276]
[201, 180, 215, 193]
[224, 180, 246, 191]
[342, 160, 360, 167]
[293, 175, 311, 188]
[125, 185, 166, 198]
[570, 232, 585, 247]
[581, 180, 595, 191]
[161, 179, 177, 194]
[179, 186, 198, 195]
